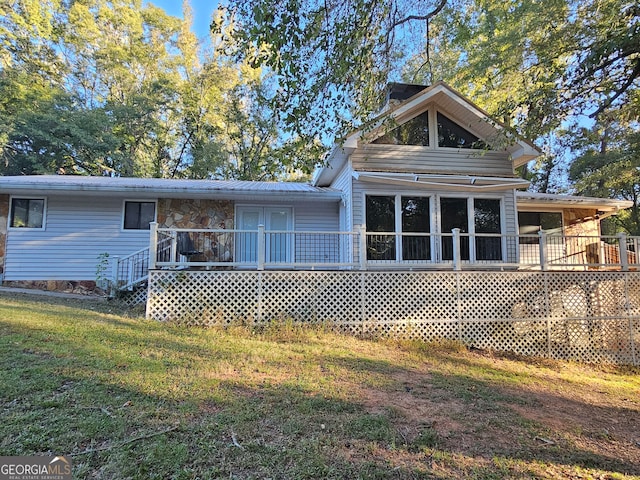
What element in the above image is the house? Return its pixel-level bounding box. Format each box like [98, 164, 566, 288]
[0, 81, 635, 296]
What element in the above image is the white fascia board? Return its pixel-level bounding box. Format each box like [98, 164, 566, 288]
[311, 143, 357, 187]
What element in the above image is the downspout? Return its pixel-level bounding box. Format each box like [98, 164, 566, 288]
[0, 194, 9, 284]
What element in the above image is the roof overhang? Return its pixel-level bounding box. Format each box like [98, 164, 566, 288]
[353, 171, 530, 192]
[516, 191, 633, 213]
[0, 176, 344, 202]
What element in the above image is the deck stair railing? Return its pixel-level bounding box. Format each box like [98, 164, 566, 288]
[112, 235, 172, 295]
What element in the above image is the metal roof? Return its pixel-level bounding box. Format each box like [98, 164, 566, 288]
[0, 175, 343, 201]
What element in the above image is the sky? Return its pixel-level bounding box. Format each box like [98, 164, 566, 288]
[146, 0, 218, 41]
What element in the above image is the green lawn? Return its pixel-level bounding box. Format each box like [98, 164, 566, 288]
[0, 292, 639, 479]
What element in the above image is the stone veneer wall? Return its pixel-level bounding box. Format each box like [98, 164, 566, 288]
[157, 198, 234, 229]
[157, 198, 235, 262]
[563, 208, 600, 236]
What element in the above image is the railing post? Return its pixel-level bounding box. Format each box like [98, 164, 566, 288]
[110, 256, 119, 297]
[618, 232, 629, 271]
[257, 224, 265, 270]
[538, 230, 548, 271]
[149, 222, 158, 270]
[452, 228, 461, 271]
[359, 225, 368, 271]
[170, 229, 177, 263]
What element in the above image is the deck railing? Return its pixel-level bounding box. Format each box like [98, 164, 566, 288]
[148, 223, 639, 272]
[112, 235, 172, 294]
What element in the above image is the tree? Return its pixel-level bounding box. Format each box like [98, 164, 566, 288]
[215, 0, 448, 145]
[1, 0, 308, 180]
[212, 80, 324, 180]
[568, 120, 640, 235]
[401, 0, 639, 193]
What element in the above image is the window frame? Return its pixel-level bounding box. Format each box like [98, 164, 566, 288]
[517, 210, 564, 245]
[364, 193, 434, 263]
[437, 195, 506, 263]
[8, 196, 47, 230]
[121, 199, 157, 231]
[372, 108, 487, 151]
[435, 111, 486, 149]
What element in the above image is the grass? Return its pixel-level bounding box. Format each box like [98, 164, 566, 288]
[0, 292, 639, 479]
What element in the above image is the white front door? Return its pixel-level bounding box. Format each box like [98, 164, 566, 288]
[236, 206, 293, 264]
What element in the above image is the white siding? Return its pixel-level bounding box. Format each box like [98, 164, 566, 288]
[351, 144, 514, 177]
[294, 201, 339, 232]
[5, 195, 151, 281]
[294, 201, 341, 264]
[330, 164, 353, 233]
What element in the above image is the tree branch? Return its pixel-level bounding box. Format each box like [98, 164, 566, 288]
[386, 0, 448, 34]
[589, 60, 640, 117]
[71, 425, 179, 457]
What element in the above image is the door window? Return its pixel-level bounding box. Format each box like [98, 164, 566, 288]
[236, 207, 292, 263]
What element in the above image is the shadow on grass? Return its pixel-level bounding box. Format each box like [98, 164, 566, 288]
[1, 292, 639, 478]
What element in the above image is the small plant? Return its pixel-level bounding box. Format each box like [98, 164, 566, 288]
[95, 252, 111, 293]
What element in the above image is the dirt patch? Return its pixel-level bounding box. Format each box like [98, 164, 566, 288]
[351, 351, 640, 477]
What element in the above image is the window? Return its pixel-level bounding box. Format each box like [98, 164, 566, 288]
[366, 195, 431, 261]
[366, 195, 503, 262]
[474, 199, 502, 260]
[440, 197, 502, 261]
[402, 197, 431, 260]
[437, 113, 486, 149]
[10, 198, 45, 228]
[373, 111, 430, 146]
[124, 201, 156, 230]
[372, 110, 488, 149]
[440, 197, 470, 260]
[366, 196, 396, 260]
[518, 212, 563, 243]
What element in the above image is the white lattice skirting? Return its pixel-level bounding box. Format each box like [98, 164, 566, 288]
[146, 270, 640, 365]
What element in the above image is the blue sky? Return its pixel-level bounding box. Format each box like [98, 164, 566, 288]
[147, 0, 217, 40]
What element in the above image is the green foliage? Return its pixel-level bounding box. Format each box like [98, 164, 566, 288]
[95, 252, 111, 291]
[401, 0, 639, 195]
[0, 0, 314, 179]
[216, 0, 448, 144]
[569, 125, 640, 234]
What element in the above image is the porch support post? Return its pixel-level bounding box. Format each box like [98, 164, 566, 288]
[257, 224, 265, 271]
[452, 228, 461, 271]
[618, 232, 629, 271]
[170, 229, 178, 263]
[149, 222, 158, 270]
[110, 256, 119, 298]
[359, 225, 368, 271]
[538, 230, 548, 271]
